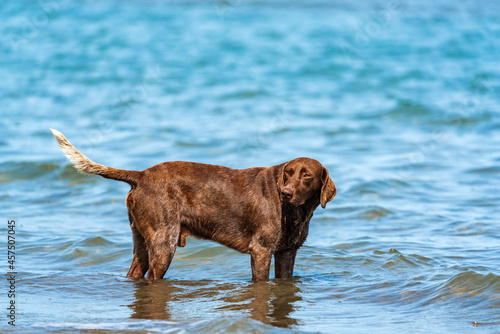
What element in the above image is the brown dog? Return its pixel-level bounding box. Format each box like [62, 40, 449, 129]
[51, 129, 336, 281]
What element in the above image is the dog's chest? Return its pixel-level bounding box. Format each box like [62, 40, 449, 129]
[278, 208, 312, 250]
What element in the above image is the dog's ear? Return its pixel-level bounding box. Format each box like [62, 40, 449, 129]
[320, 167, 336, 209]
[277, 162, 288, 191]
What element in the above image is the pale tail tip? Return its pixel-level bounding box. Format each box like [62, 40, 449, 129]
[50, 128, 63, 137]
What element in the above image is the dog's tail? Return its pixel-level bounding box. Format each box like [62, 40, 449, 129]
[51, 129, 141, 187]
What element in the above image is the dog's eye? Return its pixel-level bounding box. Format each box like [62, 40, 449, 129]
[303, 173, 312, 178]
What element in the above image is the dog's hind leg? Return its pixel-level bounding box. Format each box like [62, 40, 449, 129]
[146, 222, 180, 281]
[126, 212, 149, 278]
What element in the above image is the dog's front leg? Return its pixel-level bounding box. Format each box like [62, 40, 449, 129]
[274, 249, 297, 279]
[250, 246, 272, 282]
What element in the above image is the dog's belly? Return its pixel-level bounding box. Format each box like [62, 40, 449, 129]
[178, 217, 254, 254]
[176, 200, 282, 254]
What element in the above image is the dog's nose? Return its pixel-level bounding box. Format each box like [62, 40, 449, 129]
[281, 187, 293, 199]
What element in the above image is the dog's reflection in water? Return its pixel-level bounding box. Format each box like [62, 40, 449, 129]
[129, 278, 302, 328]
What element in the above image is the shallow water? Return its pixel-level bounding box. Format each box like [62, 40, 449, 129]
[1, 0, 500, 333]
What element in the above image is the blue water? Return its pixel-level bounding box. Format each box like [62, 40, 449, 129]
[1, 0, 500, 333]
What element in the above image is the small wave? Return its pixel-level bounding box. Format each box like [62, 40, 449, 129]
[328, 205, 393, 221]
[378, 99, 434, 121]
[382, 253, 418, 269]
[466, 166, 500, 174]
[24, 240, 73, 253]
[444, 271, 500, 296]
[414, 270, 500, 310]
[36, 317, 290, 334]
[0, 161, 59, 182]
[78, 236, 114, 247]
[323, 127, 357, 136]
[372, 249, 433, 270]
[361, 206, 392, 220]
[53, 236, 127, 266]
[35, 320, 192, 333]
[174, 140, 201, 148]
[433, 113, 493, 126]
[219, 89, 268, 100]
[0, 161, 100, 184]
[69, 248, 89, 259]
[347, 179, 411, 199]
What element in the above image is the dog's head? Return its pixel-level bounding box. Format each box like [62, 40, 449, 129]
[277, 158, 336, 209]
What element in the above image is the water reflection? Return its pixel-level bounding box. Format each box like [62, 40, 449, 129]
[129, 280, 179, 320]
[128, 278, 302, 328]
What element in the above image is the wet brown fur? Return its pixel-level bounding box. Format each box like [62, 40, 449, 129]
[52, 129, 337, 281]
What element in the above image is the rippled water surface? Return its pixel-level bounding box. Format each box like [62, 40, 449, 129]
[2, 0, 500, 333]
